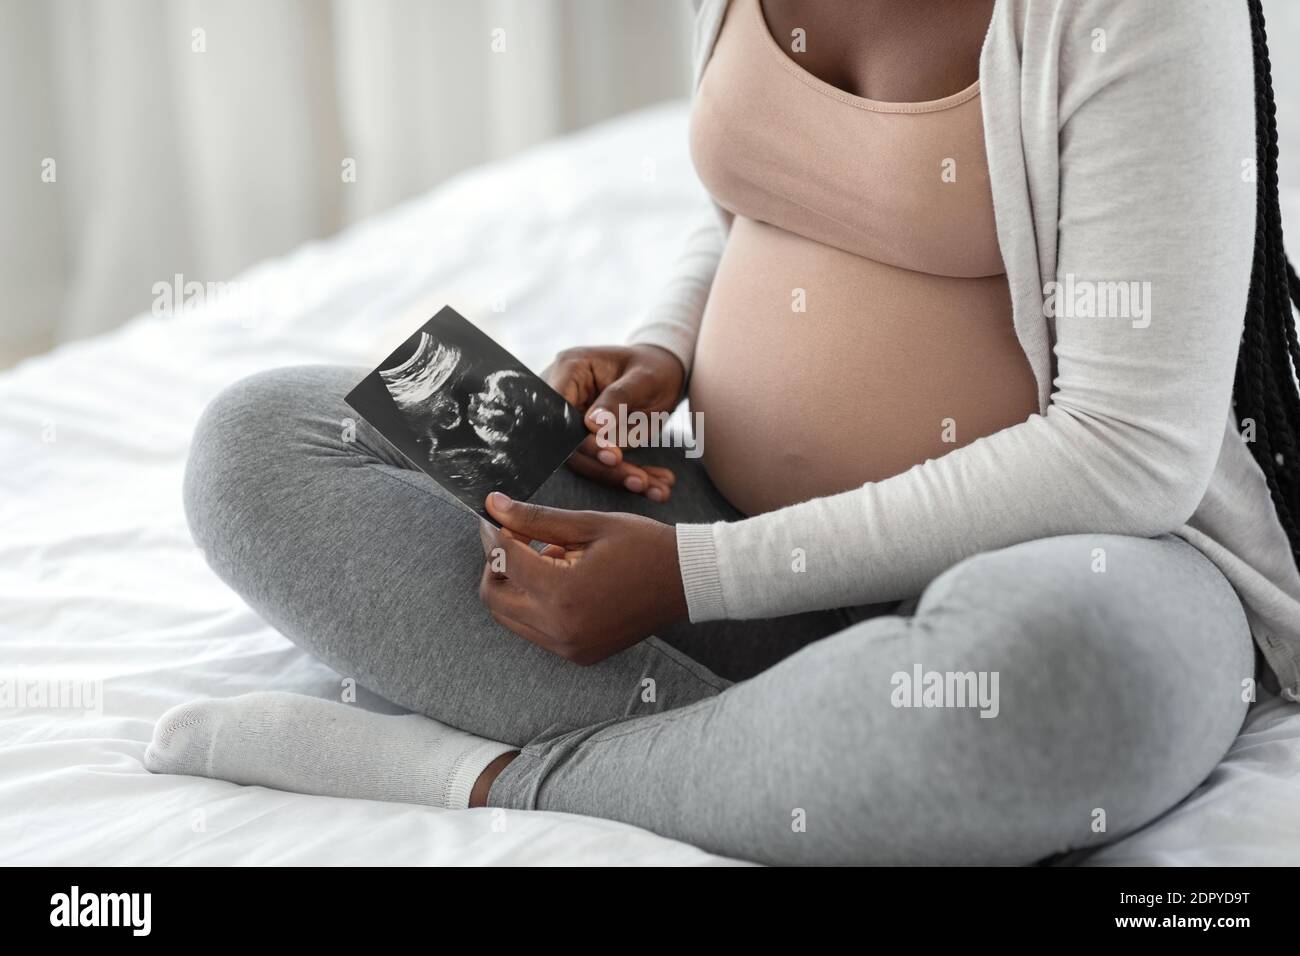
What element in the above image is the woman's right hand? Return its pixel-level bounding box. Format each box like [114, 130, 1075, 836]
[543, 344, 685, 502]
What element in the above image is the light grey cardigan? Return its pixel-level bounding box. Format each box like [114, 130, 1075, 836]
[627, 0, 1300, 694]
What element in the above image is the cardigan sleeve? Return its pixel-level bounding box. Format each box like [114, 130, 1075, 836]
[624, 205, 726, 378]
[674, 0, 1259, 621]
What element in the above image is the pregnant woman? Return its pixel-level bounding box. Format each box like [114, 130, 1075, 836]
[147, 0, 1300, 865]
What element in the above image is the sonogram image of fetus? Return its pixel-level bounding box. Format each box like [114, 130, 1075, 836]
[379, 331, 580, 504]
[469, 369, 567, 445]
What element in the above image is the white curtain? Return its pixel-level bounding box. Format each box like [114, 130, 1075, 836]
[0, 0, 692, 361]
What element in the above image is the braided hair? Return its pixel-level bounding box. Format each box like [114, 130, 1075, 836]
[1237, 0, 1300, 567]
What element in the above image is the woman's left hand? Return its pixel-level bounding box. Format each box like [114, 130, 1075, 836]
[477, 492, 688, 665]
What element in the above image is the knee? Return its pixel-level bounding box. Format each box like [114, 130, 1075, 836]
[183, 365, 358, 559]
[913, 534, 1252, 845]
[920, 534, 1252, 694]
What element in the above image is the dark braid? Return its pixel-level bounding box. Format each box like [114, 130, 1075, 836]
[1236, 0, 1300, 566]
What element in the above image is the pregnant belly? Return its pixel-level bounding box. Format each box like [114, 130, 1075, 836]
[689, 216, 1038, 516]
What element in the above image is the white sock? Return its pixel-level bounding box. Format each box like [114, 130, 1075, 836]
[144, 692, 516, 810]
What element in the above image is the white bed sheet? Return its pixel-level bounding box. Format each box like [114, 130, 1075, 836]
[1, 102, 1297, 866]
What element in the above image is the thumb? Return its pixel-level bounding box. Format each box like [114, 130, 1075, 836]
[486, 493, 598, 545]
[586, 371, 653, 432]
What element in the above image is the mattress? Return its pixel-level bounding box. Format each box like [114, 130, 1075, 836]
[1, 102, 1297, 866]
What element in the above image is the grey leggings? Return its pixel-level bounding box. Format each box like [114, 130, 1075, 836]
[185, 364, 1256, 865]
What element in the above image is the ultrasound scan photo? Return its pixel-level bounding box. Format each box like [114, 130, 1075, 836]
[345, 306, 587, 519]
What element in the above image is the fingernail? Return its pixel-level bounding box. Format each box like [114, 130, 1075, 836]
[624, 476, 645, 492]
[491, 491, 512, 510]
[598, 450, 617, 466]
[647, 486, 665, 502]
[589, 407, 612, 426]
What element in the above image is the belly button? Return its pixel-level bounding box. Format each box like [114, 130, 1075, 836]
[776, 446, 812, 471]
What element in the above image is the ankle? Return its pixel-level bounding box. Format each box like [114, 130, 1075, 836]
[469, 750, 519, 808]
